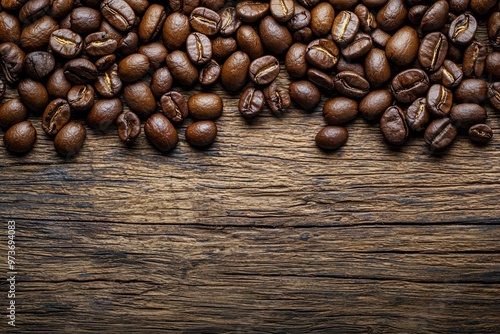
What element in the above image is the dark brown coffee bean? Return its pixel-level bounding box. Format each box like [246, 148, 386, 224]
[67, 7, 101, 35]
[376, 0, 407, 32]
[101, 0, 135, 32]
[20, 16, 58, 52]
[186, 120, 217, 147]
[99, 18, 123, 43]
[85, 32, 118, 57]
[188, 93, 223, 120]
[341, 33, 372, 61]
[334, 70, 370, 98]
[67, 84, 95, 111]
[380, 106, 409, 145]
[311, 2, 334, 37]
[23, 51, 55, 80]
[239, 87, 265, 118]
[315, 126, 348, 150]
[420, 0, 449, 32]
[455, 79, 488, 103]
[46, 68, 71, 99]
[144, 113, 178, 152]
[486, 52, 500, 78]
[169, 0, 199, 15]
[94, 64, 122, 98]
[117, 31, 139, 55]
[186, 32, 212, 65]
[63, 58, 98, 84]
[270, 0, 294, 22]
[450, 103, 487, 129]
[17, 78, 49, 113]
[469, 124, 493, 143]
[54, 121, 86, 156]
[418, 32, 448, 72]
[49, 29, 83, 59]
[42, 98, 71, 135]
[0, 98, 28, 128]
[286, 4, 311, 31]
[355, 4, 377, 33]
[449, 0, 469, 14]
[426, 84, 453, 117]
[263, 80, 291, 115]
[406, 97, 430, 132]
[137, 42, 167, 71]
[3, 120, 36, 153]
[285, 43, 308, 78]
[221, 51, 250, 92]
[236, 1, 270, 23]
[249, 55, 280, 85]
[87, 98, 123, 130]
[448, 13, 476, 46]
[123, 82, 157, 119]
[488, 12, 500, 50]
[336, 56, 365, 78]
[323, 97, 358, 125]
[289, 80, 321, 110]
[211, 36, 237, 62]
[371, 28, 391, 48]
[166, 50, 199, 87]
[116, 111, 141, 145]
[118, 53, 150, 83]
[150, 67, 173, 98]
[305, 38, 339, 70]
[292, 26, 313, 42]
[259, 15, 293, 55]
[470, 0, 496, 15]
[124, 0, 149, 15]
[463, 41, 486, 78]
[386, 26, 419, 67]
[408, 5, 428, 26]
[364, 48, 391, 88]
[201, 0, 225, 11]
[332, 11, 359, 45]
[307, 68, 335, 90]
[95, 54, 117, 72]
[190, 7, 220, 36]
[391, 68, 430, 104]
[424, 118, 457, 150]
[441, 60, 463, 88]
[359, 89, 393, 121]
[199, 59, 221, 86]
[236, 25, 264, 60]
[0, 11, 21, 43]
[162, 12, 191, 50]
[0, 42, 24, 85]
[160, 91, 188, 123]
[488, 82, 500, 111]
[139, 4, 166, 43]
[219, 7, 241, 36]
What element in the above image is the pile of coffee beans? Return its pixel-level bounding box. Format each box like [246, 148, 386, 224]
[0, 0, 498, 156]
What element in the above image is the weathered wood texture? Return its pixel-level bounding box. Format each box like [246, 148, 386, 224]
[0, 19, 500, 334]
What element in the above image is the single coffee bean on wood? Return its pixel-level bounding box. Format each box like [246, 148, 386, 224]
[239, 87, 265, 118]
[0, 98, 28, 128]
[116, 111, 141, 145]
[323, 97, 358, 125]
[188, 93, 223, 120]
[424, 118, 457, 150]
[160, 91, 189, 123]
[42, 98, 71, 135]
[185, 120, 218, 147]
[3, 120, 37, 154]
[144, 113, 178, 153]
[315, 126, 348, 150]
[380, 106, 409, 146]
[289, 80, 321, 110]
[469, 124, 493, 143]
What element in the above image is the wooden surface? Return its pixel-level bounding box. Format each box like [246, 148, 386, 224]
[1, 29, 500, 334]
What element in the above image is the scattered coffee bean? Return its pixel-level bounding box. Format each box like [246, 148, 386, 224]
[54, 121, 86, 157]
[116, 111, 141, 145]
[0, 98, 28, 128]
[263, 81, 291, 115]
[424, 118, 457, 150]
[239, 87, 265, 118]
[426, 84, 453, 117]
[124, 82, 157, 119]
[3, 120, 37, 153]
[469, 124, 493, 143]
[334, 70, 370, 98]
[380, 106, 409, 146]
[42, 98, 71, 135]
[67, 85, 95, 111]
[450, 103, 487, 129]
[289, 80, 321, 110]
[87, 98, 123, 130]
[249, 55, 280, 85]
[359, 90, 393, 121]
[323, 97, 358, 125]
[188, 93, 223, 120]
[454, 79, 488, 103]
[144, 113, 178, 153]
[186, 120, 217, 147]
[406, 97, 430, 132]
[315, 126, 348, 150]
[160, 91, 189, 123]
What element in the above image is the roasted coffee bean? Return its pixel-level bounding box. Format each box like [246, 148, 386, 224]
[270, 0, 294, 23]
[212, 36, 238, 62]
[371, 28, 391, 48]
[249, 55, 280, 85]
[426, 84, 453, 117]
[0, 11, 21, 43]
[219, 7, 241, 36]
[190, 7, 220, 36]
[391, 68, 430, 104]
[118, 53, 150, 83]
[263, 80, 291, 115]
[0, 98, 28, 128]
[470, 0, 496, 15]
[100, 18, 123, 42]
[49, 29, 83, 58]
[295, 26, 314, 43]
[307, 68, 335, 90]
[162, 12, 191, 50]
[144, 113, 178, 152]
[287, 4, 311, 31]
[386, 26, 419, 67]
[3, 121, 36, 154]
[188, 93, 223, 120]
[236, 25, 264, 60]
[259, 15, 293, 55]
[139, 4, 166, 43]
[408, 5, 428, 26]
[336, 56, 365, 78]
[488, 12, 500, 49]
[311, 2, 334, 37]
[364, 48, 391, 88]
[42, 98, 71, 135]
[46, 68, 72, 98]
[138, 42, 167, 71]
[448, 13, 476, 46]
[85, 32, 118, 57]
[469, 124, 493, 143]
[17, 78, 49, 113]
[87, 98, 123, 129]
[239, 87, 265, 118]
[1, 0, 27, 11]
[67, 85, 94, 112]
[201, 0, 225, 11]
[463, 41, 486, 78]
[289, 80, 321, 110]
[221, 51, 250, 92]
[186, 32, 212, 65]
[95, 54, 117, 72]
[94, 64, 122, 98]
[54, 121, 86, 156]
[160, 91, 189, 122]
[424, 118, 457, 150]
[449, 0, 469, 14]
[166, 50, 198, 87]
[64, 58, 98, 84]
[297, 0, 321, 7]
[420, 0, 449, 32]
[418, 32, 448, 72]
[376, 0, 407, 32]
[380, 106, 409, 145]
[20, 16, 58, 52]
[488, 82, 500, 111]
[334, 71, 370, 98]
[236, 1, 270, 23]
[285, 43, 308, 78]
[117, 31, 139, 55]
[101, 0, 135, 32]
[450, 103, 487, 129]
[455, 79, 488, 103]
[68, 7, 101, 35]
[332, 11, 359, 45]
[355, 4, 377, 33]
[151, 67, 173, 97]
[406, 97, 430, 132]
[124, 82, 157, 119]
[125, 0, 151, 15]
[486, 52, 500, 78]
[185, 120, 217, 147]
[341, 32, 372, 60]
[0, 42, 24, 85]
[116, 111, 141, 144]
[305, 38, 339, 70]
[169, 0, 199, 15]
[359, 89, 393, 121]
[23, 51, 55, 80]
[315, 126, 348, 150]
[49, 0, 73, 17]
[199, 59, 221, 86]
[441, 60, 463, 88]
[323, 97, 358, 125]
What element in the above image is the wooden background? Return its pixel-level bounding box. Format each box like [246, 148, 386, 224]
[1, 23, 500, 334]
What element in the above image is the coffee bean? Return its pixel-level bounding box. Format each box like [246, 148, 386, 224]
[87, 98, 123, 130]
[20, 15, 58, 52]
[49, 29, 83, 59]
[441, 60, 463, 88]
[287, 4, 311, 32]
[334, 71, 370, 98]
[418, 32, 448, 72]
[391, 68, 430, 104]
[67, 85, 95, 111]
[124, 82, 157, 119]
[270, 0, 294, 23]
[364, 48, 391, 88]
[185, 120, 217, 147]
[488, 82, 500, 111]
[0, 11, 21, 44]
[116, 111, 141, 145]
[406, 97, 430, 132]
[239, 87, 265, 118]
[249, 55, 280, 85]
[323, 97, 358, 125]
[221, 51, 250, 92]
[426, 84, 453, 117]
[376, 0, 407, 32]
[85, 32, 118, 57]
[450, 103, 487, 129]
[236, 25, 264, 60]
[341, 32, 372, 60]
[118, 31, 139, 55]
[190, 7, 220, 36]
[0, 98, 28, 128]
[448, 13, 477, 46]
[212, 36, 238, 62]
[0, 42, 25, 85]
[336, 56, 366, 78]
[64, 58, 99, 84]
[144, 113, 178, 152]
[469, 124, 493, 143]
[101, 0, 135, 32]
[355, 4, 377, 33]
[311, 2, 334, 37]
[22, 51, 54, 80]
[188, 93, 223, 120]
[17, 78, 49, 114]
[470, 0, 496, 15]
[186, 32, 212, 65]
[449, 0, 469, 14]
[118, 53, 150, 83]
[305, 38, 340, 71]
[380, 106, 409, 146]
[219, 7, 241, 36]
[285, 43, 308, 78]
[307, 68, 335, 90]
[162, 12, 191, 50]
[67, 7, 101, 35]
[386, 26, 419, 67]
[289, 80, 321, 110]
[201, 0, 225, 11]
[138, 4, 166, 43]
[95, 64, 123, 98]
[166, 50, 199, 87]
[455, 79, 488, 103]
[54, 121, 86, 156]
[3, 120, 36, 154]
[138, 42, 168, 71]
[263, 80, 291, 115]
[371, 28, 391, 48]
[199, 59, 221, 86]
[95, 54, 117, 72]
[170, 0, 199, 15]
[259, 15, 293, 55]
[424, 118, 457, 150]
[332, 0, 357, 10]
[332, 11, 360, 45]
[42, 98, 71, 135]
[160, 91, 189, 123]
[486, 52, 500, 78]
[236, 1, 270, 23]
[359, 89, 393, 121]
[315, 126, 348, 150]
[420, 0, 449, 32]
[408, 5, 428, 26]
